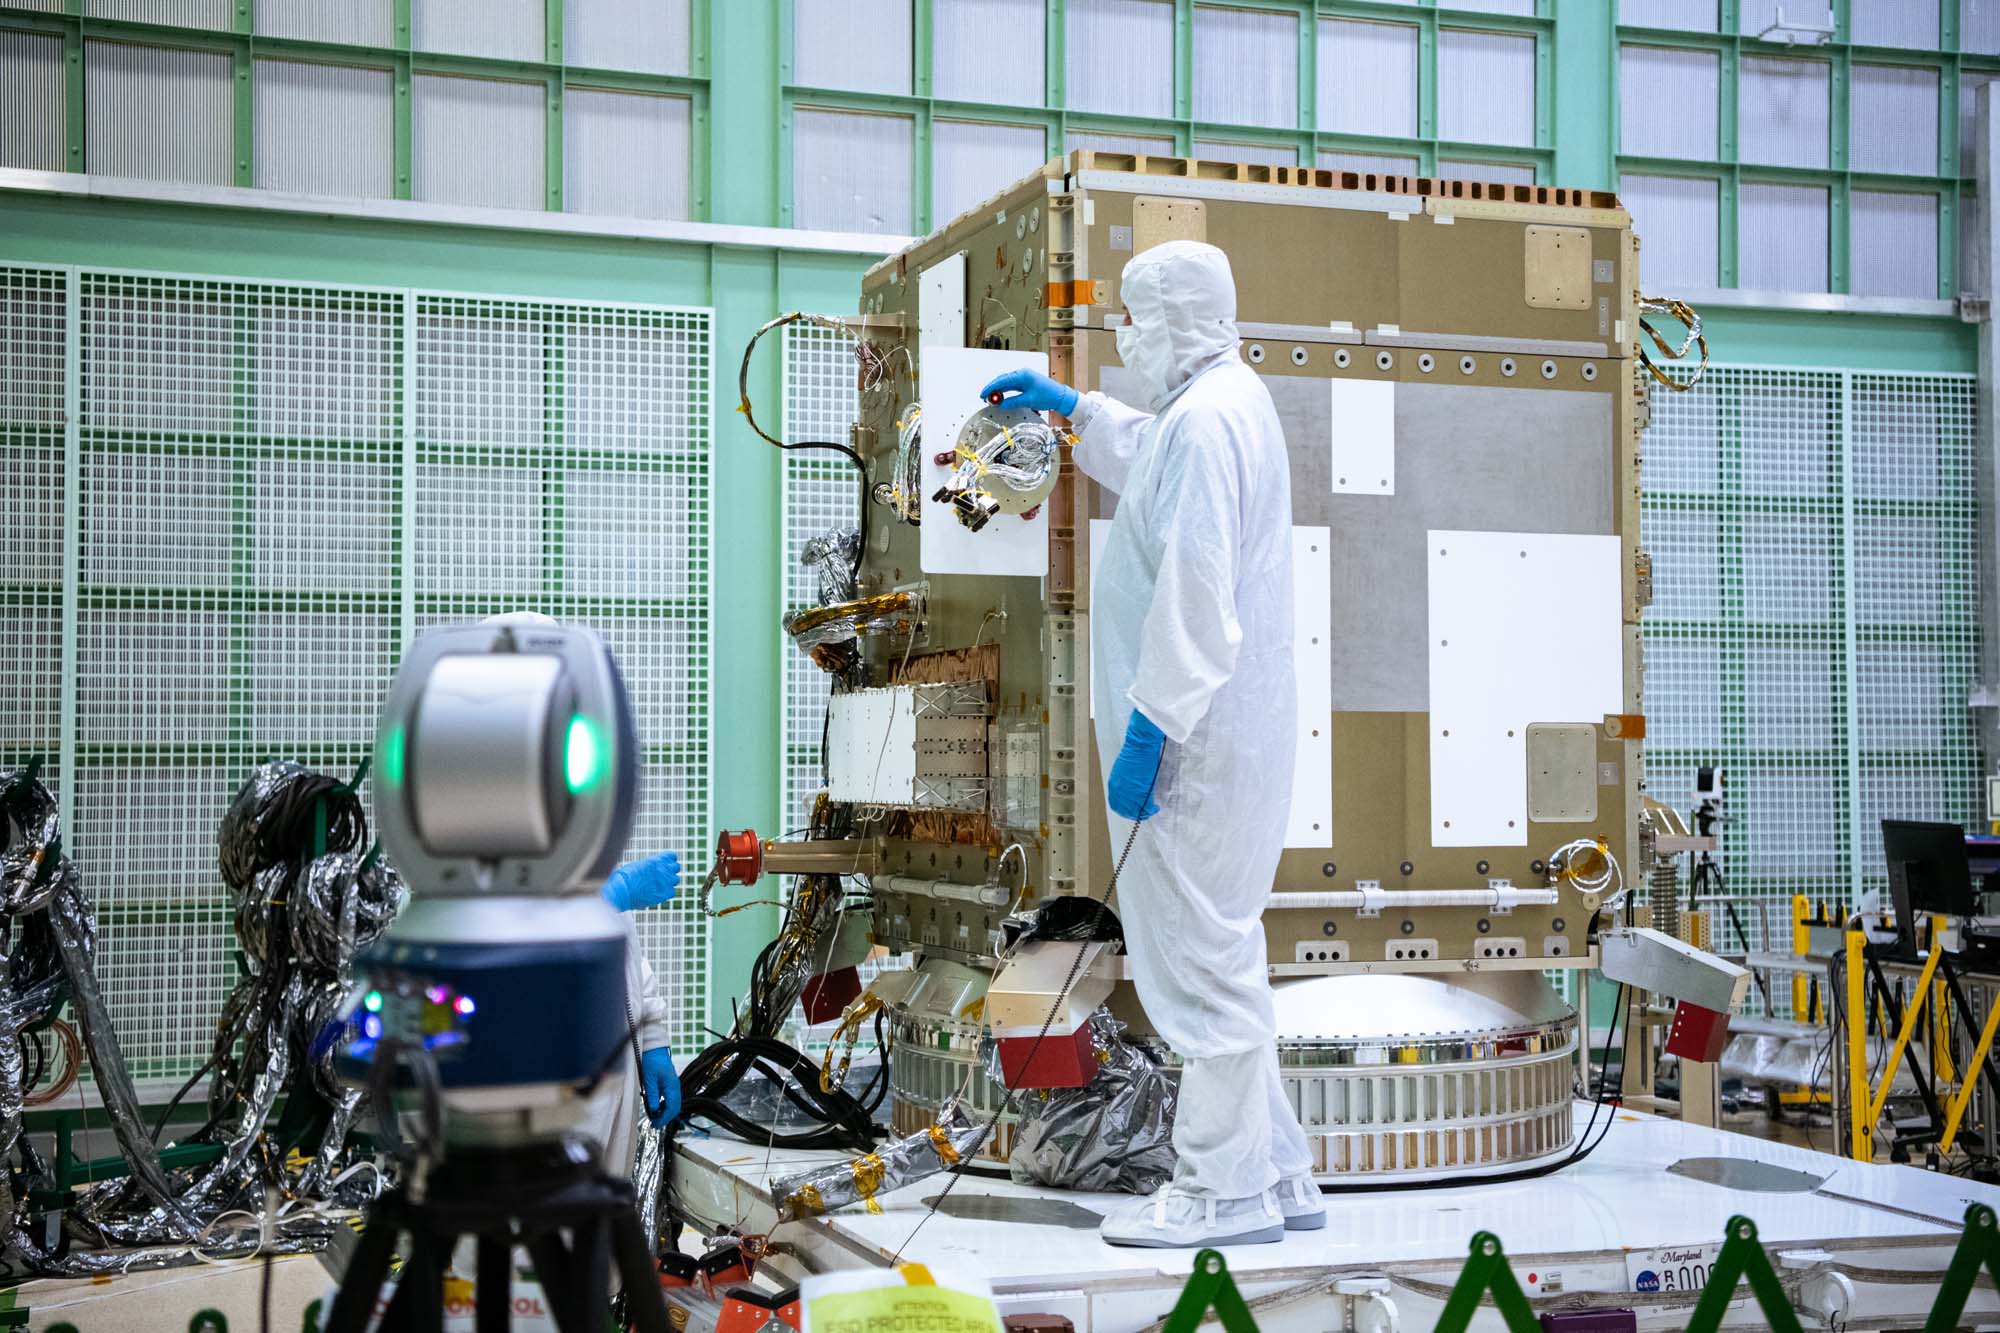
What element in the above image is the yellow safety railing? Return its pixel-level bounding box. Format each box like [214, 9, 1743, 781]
[1845, 920, 2000, 1160]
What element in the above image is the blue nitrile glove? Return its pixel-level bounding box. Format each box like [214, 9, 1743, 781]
[602, 852, 679, 912]
[642, 1046, 681, 1127]
[1107, 710, 1165, 820]
[979, 368, 1079, 417]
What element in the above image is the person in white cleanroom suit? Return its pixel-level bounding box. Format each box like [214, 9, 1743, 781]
[980, 240, 1323, 1248]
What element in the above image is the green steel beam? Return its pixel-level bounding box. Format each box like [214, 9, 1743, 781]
[1554, 0, 1613, 187]
[545, 71, 563, 212]
[63, 23, 82, 172]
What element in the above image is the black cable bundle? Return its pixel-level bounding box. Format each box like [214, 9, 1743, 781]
[675, 1037, 880, 1153]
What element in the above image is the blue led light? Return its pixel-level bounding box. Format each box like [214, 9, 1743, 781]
[362, 1014, 382, 1040]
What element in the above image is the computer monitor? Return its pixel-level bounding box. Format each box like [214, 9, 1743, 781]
[1883, 819, 1978, 960]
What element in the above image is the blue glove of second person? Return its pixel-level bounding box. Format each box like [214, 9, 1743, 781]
[1107, 710, 1165, 820]
[979, 368, 1079, 417]
[602, 852, 680, 912]
[641, 1046, 681, 1128]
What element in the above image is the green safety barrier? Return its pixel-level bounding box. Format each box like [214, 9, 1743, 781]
[1160, 1249, 1258, 1333]
[1927, 1203, 2000, 1333]
[1160, 1204, 2000, 1332]
[1433, 1232, 1539, 1333]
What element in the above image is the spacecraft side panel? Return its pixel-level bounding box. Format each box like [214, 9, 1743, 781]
[1060, 171, 1639, 968]
[850, 156, 1643, 972]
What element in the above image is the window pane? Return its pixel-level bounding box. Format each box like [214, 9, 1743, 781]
[1317, 19, 1418, 140]
[1739, 182, 1828, 292]
[254, 60, 393, 198]
[0, 29, 65, 172]
[1437, 160, 1536, 185]
[1739, 0, 1832, 37]
[1194, 140, 1297, 166]
[1851, 0, 1937, 47]
[1851, 64, 1937, 175]
[1193, 6, 1296, 129]
[793, 108, 912, 235]
[1068, 130, 1174, 156]
[1620, 0, 1718, 30]
[565, 89, 691, 220]
[796, 0, 911, 95]
[1620, 45, 1718, 159]
[1452, 0, 1534, 13]
[934, 120, 1045, 226]
[1068, 0, 1173, 117]
[412, 74, 545, 210]
[413, 0, 541, 60]
[1851, 191, 1938, 299]
[1318, 150, 1419, 175]
[1620, 174, 1719, 288]
[87, 0, 228, 27]
[1962, 70, 1998, 174]
[1971, 0, 2000, 55]
[566, 0, 691, 76]
[86, 41, 232, 185]
[1740, 56, 1830, 168]
[1438, 29, 1535, 147]
[258, 0, 393, 44]
[936, 0, 1044, 106]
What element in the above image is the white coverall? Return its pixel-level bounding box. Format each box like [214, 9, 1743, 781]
[1067, 240, 1312, 1199]
[579, 913, 673, 1175]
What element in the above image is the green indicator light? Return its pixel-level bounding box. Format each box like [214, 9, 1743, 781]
[363, 991, 382, 1013]
[565, 715, 608, 793]
[381, 726, 405, 786]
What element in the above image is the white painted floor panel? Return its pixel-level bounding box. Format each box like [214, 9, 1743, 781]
[673, 1103, 2000, 1327]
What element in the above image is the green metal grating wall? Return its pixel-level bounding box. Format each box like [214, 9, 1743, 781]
[0, 260, 715, 1082]
[1642, 363, 1983, 964]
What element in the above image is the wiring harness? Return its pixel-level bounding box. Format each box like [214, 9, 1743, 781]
[66, 760, 402, 1261]
[1638, 295, 1710, 392]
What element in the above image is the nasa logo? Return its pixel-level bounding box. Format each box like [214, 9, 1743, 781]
[1635, 1270, 1660, 1293]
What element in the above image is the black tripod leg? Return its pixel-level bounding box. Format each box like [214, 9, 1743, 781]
[477, 1234, 512, 1333]
[610, 1209, 676, 1333]
[326, 1217, 401, 1333]
[390, 1227, 445, 1333]
[575, 1218, 611, 1333]
[524, 1230, 580, 1326]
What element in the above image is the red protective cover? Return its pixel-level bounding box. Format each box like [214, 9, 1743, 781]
[997, 1024, 1096, 1089]
[1664, 1001, 1731, 1063]
[800, 967, 863, 1026]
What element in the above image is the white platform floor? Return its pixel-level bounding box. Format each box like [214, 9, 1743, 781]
[672, 1104, 2000, 1328]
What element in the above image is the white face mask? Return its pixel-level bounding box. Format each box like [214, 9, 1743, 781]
[1116, 314, 1176, 411]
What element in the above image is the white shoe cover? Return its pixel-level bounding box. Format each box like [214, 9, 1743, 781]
[1099, 1186, 1285, 1248]
[1276, 1173, 1326, 1231]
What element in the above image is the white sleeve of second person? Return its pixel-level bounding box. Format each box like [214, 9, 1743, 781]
[1068, 391, 1154, 495]
[624, 917, 673, 1053]
[1125, 427, 1246, 745]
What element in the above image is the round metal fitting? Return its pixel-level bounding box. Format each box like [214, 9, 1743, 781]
[1500, 357, 1517, 377]
[1460, 356, 1476, 375]
[1540, 359, 1558, 380]
[1247, 343, 1266, 364]
[1334, 348, 1352, 368]
[1322, 919, 1339, 936]
[1376, 350, 1395, 371]
[1418, 353, 1436, 373]
[1291, 346, 1309, 366]
[1581, 362, 1598, 382]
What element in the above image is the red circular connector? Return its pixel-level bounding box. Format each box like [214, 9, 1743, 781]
[713, 829, 763, 886]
